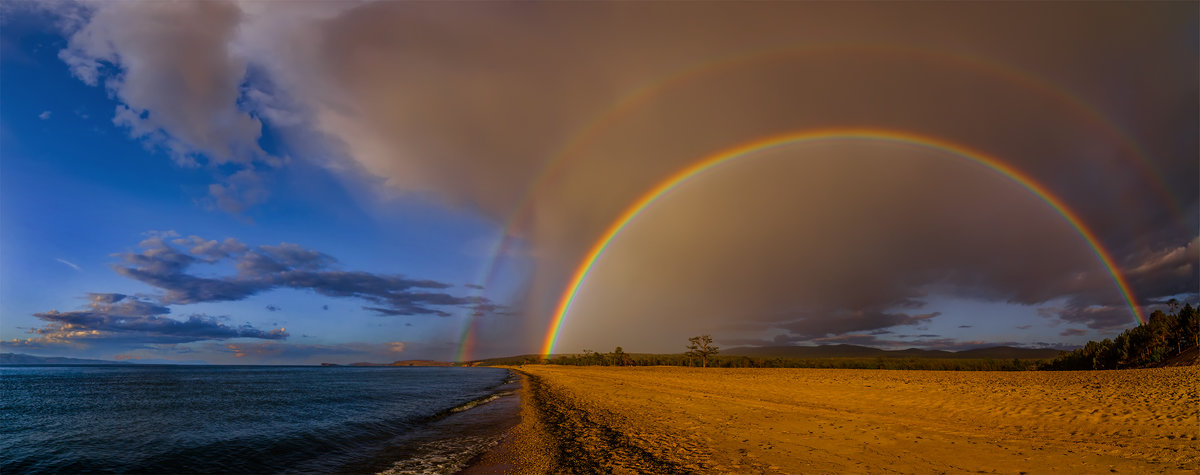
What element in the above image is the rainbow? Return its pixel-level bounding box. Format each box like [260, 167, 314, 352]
[461, 42, 1177, 361]
[540, 128, 1145, 358]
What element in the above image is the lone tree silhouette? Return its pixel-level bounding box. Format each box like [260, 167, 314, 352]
[686, 335, 719, 367]
[610, 346, 633, 366]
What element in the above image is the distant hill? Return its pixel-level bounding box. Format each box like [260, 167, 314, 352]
[718, 344, 1062, 360]
[323, 360, 456, 367]
[1, 353, 130, 365]
[389, 360, 456, 367]
[467, 354, 545, 366]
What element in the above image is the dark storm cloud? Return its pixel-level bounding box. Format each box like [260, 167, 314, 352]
[1035, 292, 1164, 330]
[806, 334, 1073, 352]
[809, 334, 984, 351]
[114, 232, 498, 317]
[1125, 237, 1200, 302]
[17, 293, 286, 346]
[1060, 328, 1088, 337]
[1052, 303, 1136, 331]
[771, 311, 942, 342]
[42, 1, 1200, 354]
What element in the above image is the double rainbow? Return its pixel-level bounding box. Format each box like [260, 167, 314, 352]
[540, 128, 1144, 358]
[457, 43, 1174, 362]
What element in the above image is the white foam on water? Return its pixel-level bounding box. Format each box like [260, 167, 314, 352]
[377, 435, 501, 475]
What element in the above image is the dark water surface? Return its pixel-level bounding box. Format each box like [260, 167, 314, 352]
[0, 365, 517, 474]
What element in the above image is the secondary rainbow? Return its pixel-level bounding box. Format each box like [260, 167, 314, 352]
[540, 128, 1145, 358]
[460, 43, 1176, 361]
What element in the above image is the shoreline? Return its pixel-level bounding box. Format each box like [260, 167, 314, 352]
[458, 368, 747, 474]
[457, 370, 555, 474]
[461, 365, 1198, 474]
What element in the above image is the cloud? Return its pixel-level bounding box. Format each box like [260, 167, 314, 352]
[54, 0, 275, 211]
[1126, 236, 1200, 301]
[1041, 302, 1139, 330]
[110, 232, 498, 318]
[17, 293, 286, 347]
[43, 2, 1199, 356]
[1059, 328, 1088, 337]
[38, 110, 51, 120]
[59, 1, 264, 164]
[766, 311, 942, 343]
[205, 168, 268, 213]
[55, 258, 81, 272]
[808, 333, 1013, 351]
[1016, 325, 1033, 330]
[17, 233, 500, 353]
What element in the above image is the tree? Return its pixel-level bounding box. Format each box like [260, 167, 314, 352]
[1180, 304, 1198, 348]
[686, 335, 719, 368]
[581, 349, 607, 366]
[610, 346, 633, 366]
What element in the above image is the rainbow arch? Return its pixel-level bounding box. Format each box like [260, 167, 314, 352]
[458, 43, 1176, 361]
[540, 128, 1145, 358]
[461, 42, 1177, 361]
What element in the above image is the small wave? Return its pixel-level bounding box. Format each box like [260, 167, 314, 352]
[377, 435, 500, 475]
[448, 390, 512, 414]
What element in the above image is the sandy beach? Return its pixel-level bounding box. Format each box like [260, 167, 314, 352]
[469, 365, 1197, 474]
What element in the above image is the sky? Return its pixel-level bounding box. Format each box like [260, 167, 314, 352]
[1, 1, 1196, 364]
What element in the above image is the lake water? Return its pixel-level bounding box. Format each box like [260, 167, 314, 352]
[0, 365, 519, 474]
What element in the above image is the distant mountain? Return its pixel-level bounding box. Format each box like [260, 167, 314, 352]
[722, 344, 1061, 360]
[951, 346, 1064, 360]
[1, 353, 130, 365]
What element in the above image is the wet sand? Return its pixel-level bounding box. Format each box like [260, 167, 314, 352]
[467, 365, 1197, 474]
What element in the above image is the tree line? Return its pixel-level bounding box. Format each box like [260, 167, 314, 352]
[545, 353, 1042, 371]
[539, 334, 1041, 371]
[1040, 302, 1198, 370]
[487, 307, 1198, 371]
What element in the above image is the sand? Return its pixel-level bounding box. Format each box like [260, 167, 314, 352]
[475, 366, 1197, 474]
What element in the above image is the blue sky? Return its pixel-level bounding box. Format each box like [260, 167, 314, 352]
[0, 19, 520, 363]
[1, 2, 1195, 364]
